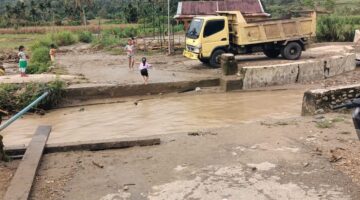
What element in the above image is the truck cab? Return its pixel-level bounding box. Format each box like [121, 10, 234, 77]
[183, 16, 229, 67]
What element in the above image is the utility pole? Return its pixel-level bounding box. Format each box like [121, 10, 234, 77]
[167, 0, 171, 54]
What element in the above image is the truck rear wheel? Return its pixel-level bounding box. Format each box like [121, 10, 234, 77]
[263, 49, 281, 58]
[210, 49, 225, 68]
[281, 42, 302, 60]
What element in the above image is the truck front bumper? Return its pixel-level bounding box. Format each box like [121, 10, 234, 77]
[183, 50, 199, 60]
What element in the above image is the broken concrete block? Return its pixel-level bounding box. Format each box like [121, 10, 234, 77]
[302, 84, 360, 115]
[220, 75, 243, 92]
[221, 53, 238, 76]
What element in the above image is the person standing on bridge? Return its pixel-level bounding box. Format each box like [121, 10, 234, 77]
[125, 39, 135, 70]
[49, 44, 57, 62]
[18, 45, 28, 77]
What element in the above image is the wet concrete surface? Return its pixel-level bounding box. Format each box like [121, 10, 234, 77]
[2, 89, 303, 146]
[29, 114, 360, 200]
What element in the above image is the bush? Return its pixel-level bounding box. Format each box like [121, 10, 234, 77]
[51, 31, 78, 46]
[30, 36, 53, 51]
[67, 21, 82, 26]
[0, 80, 65, 113]
[31, 47, 51, 64]
[28, 31, 79, 74]
[123, 27, 137, 38]
[93, 33, 124, 48]
[78, 31, 93, 43]
[317, 15, 360, 42]
[27, 62, 50, 74]
[27, 47, 51, 74]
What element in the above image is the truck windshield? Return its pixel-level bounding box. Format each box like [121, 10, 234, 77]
[186, 19, 203, 39]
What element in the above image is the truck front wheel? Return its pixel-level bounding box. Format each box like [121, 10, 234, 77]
[210, 49, 225, 68]
[199, 57, 210, 64]
[281, 42, 302, 60]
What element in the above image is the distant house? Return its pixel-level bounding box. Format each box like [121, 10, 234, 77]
[174, 0, 270, 29]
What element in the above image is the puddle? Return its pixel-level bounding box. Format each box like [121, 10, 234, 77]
[2, 89, 303, 146]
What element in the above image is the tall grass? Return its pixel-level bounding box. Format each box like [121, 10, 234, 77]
[27, 47, 51, 74]
[92, 33, 127, 48]
[317, 15, 360, 42]
[92, 24, 184, 49]
[52, 31, 78, 46]
[0, 80, 65, 113]
[78, 31, 93, 43]
[28, 31, 78, 74]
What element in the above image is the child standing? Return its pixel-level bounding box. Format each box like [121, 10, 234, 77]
[18, 45, 28, 77]
[139, 57, 151, 85]
[125, 39, 135, 70]
[49, 44, 57, 62]
[0, 64, 5, 76]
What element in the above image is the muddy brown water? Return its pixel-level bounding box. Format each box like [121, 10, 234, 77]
[2, 90, 304, 146]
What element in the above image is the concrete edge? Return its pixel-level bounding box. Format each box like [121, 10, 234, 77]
[4, 137, 161, 156]
[63, 78, 220, 101]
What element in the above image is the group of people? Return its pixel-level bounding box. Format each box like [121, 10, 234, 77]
[17, 37, 152, 85]
[125, 37, 152, 84]
[17, 44, 56, 77]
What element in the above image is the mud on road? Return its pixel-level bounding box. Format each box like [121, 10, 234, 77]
[0, 161, 19, 198]
[26, 113, 360, 200]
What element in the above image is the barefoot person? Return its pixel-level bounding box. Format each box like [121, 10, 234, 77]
[49, 44, 57, 62]
[0, 65, 5, 76]
[139, 57, 151, 85]
[18, 45, 28, 77]
[125, 39, 135, 70]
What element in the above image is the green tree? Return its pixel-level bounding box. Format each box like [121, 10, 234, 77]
[73, 0, 93, 25]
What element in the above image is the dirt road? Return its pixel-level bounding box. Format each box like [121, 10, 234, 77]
[56, 43, 354, 86]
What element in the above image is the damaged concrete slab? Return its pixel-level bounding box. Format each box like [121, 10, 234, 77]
[302, 84, 360, 115]
[241, 53, 356, 89]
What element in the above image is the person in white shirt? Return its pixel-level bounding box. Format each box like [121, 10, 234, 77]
[18, 45, 28, 77]
[124, 39, 135, 70]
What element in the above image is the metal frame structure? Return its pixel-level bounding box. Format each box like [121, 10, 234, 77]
[130, 0, 176, 52]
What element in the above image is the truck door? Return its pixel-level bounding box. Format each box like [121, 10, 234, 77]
[201, 19, 229, 58]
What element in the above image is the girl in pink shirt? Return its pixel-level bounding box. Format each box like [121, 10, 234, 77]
[139, 57, 151, 85]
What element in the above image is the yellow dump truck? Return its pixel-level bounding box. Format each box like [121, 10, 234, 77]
[183, 11, 317, 67]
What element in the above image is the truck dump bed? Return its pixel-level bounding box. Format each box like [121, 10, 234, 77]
[217, 11, 316, 46]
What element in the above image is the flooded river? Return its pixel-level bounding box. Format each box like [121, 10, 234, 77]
[2, 90, 304, 146]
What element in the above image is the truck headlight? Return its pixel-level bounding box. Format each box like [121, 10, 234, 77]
[186, 45, 201, 53]
[193, 47, 201, 53]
